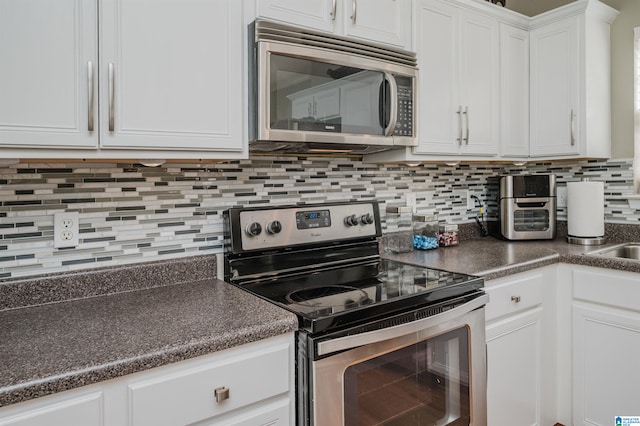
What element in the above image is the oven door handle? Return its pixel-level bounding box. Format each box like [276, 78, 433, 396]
[316, 293, 489, 357]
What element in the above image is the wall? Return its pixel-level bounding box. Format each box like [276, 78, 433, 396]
[505, 0, 640, 158]
[0, 157, 634, 279]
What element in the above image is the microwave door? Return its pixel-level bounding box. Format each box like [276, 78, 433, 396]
[269, 53, 387, 136]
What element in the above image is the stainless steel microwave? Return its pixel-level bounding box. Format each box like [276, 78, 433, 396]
[248, 20, 418, 156]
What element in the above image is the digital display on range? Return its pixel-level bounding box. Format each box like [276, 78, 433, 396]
[296, 210, 331, 229]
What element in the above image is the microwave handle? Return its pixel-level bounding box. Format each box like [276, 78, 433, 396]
[383, 72, 398, 136]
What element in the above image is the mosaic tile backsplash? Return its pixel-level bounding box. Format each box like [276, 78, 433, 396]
[0, 157, 635, 279]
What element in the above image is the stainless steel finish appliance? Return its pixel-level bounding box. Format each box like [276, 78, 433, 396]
[224, 201, 488, 426]
[499, 175, 557, 240]
[248, 20, 418, 156]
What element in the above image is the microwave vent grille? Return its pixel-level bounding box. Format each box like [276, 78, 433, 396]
[254, 19, 417, 68]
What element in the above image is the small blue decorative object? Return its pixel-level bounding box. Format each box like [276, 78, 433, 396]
[413, 235, 439, 250]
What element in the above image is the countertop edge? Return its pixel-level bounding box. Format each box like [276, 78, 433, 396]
[476, 254, 561, 281]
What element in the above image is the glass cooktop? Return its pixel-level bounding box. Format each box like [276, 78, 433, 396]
[238, 259, 483, 334]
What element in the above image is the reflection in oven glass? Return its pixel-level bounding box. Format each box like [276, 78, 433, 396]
[344, 327, 470, 425]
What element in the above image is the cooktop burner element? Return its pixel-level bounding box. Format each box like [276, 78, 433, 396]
[285, 285, 374, 317]
[224, 201, 483, 333]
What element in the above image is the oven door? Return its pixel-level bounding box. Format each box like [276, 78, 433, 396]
[309, 294, 488, 426]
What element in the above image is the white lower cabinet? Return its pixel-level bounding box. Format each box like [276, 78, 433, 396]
[571, 266, 640, 426]
[484, 266, 557, 426]
[0, 333, 294, 426]
[0, 391, 103, 426]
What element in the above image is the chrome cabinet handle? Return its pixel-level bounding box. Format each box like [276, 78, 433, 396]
[570, 108, 576, 146]
[87, 61, 94, 132]
[383, 72, 398, 136]
[456, 106, 463, 145]
[511, 295, 521, 303]
[351, 0, 357, 23]
[331, 0, 337, 20]
[108, 63, 115, 132]
[463, 106, 469, 145]
[214, 386, 229, 403]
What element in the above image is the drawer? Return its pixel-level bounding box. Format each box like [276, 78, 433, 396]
[485, 272, 544, 321]
[128, 339, 291, 426]
[0, 392, 102, 426]
[573, 268, 640, 312]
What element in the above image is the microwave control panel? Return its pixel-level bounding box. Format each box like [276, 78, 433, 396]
[394, 77, 413, 137]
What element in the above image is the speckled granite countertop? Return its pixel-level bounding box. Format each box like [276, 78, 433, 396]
[383, 235, 640, 281]
[0, 257, 298, 408]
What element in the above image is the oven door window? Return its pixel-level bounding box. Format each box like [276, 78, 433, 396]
[343, 326, 470, 426]
[269, 54, 389, 135]
[513, 210, 550, 232]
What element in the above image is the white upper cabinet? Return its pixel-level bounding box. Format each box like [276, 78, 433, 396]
[255, 0, 412, 50]
[0, 0, 246, 159]
[499, 23, 529, 158]
[0, 0, 98, 150]
[413, 0, 499, 157]
[99, 0, 244, 154]
[255, 0, 336, 33]
[529, 0, 618, 159]
[342, 0, 411, 49]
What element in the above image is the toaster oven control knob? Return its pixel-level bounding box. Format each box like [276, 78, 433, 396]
[266, 220, 282, 235]
[360, 213, 374, 225]
[245, 222, 262, 237]
[344, 214, 359, 227]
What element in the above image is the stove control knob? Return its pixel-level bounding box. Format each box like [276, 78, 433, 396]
[344, 214, 359, 227]
[360, 213, 374, 225]
[266, 220, 282, 235]
[245, 222, 262, 237]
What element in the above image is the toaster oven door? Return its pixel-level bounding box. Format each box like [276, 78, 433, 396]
[500, 197, 557, 240]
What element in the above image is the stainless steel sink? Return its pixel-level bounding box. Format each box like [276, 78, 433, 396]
[587, 243, 640, 261]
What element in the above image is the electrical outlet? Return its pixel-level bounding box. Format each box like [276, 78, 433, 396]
[466, 190, 484, 210]
[466, 190, 475, 210]
[54, 212, 79, 248]
[557, 186, 567, 208]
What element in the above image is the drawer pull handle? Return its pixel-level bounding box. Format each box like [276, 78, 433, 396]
[511, 295, 521, 303]
[214, 386, 229, 403]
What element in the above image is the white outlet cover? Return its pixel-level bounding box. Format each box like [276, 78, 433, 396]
[466, 190, 475, 210]
[557, 186, 568, 208]
[54, 212, 79, 248]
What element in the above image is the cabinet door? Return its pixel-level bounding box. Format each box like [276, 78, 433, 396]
[500, 24, 529, 157]
[530, 16, 579, 157]
[343, 0, 411, 49]
[573, 303, 640, 426]
[458, 11, 499, 156]
[255, 0, 336, 33]
[0, 392, 102, 426]
[99, 0, 244, 153]
[0, 0, 98, 149]
[486, 309, 543, 426]
[413, 0, 460, 155]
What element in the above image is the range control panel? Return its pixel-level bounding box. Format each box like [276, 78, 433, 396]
[228, 202, 380, 253]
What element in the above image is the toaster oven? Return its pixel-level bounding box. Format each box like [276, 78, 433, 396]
[499, 175, 557, 240]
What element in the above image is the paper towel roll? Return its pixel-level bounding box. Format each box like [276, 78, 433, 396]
[567, 180, 604, 238]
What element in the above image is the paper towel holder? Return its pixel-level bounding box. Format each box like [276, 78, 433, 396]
[567, 177, 606, 245]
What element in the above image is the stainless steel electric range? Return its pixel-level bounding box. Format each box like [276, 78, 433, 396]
[224, 201, 488, 426]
